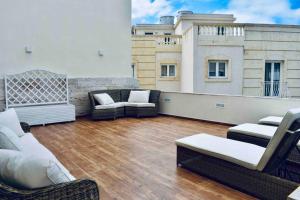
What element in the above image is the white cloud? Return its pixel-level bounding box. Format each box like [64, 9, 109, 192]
[132, 0, 175, 23]
[214, 0, 300, 24]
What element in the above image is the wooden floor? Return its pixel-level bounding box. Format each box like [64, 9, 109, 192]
[32, 116, 255, 200]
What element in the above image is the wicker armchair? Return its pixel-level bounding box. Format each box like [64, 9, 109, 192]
[0, 179, 99, 200]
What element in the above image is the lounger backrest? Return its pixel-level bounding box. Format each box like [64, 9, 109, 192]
[257, 108, 300, 171]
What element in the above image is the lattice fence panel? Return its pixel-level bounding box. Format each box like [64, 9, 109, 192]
[5, 70, 68, 108]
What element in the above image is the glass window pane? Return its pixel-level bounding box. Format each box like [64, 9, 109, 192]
[209, 62, 216, 77]
[265, 63, 272, 82]
[169, 65, 176, 76]
[218, 62, 226, 77]
[161, 65, 168, 76]
[274, 63, 280, 81]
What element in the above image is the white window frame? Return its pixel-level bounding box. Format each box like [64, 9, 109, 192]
[161, 64, 176, 77]
[208, 60, 228, 79]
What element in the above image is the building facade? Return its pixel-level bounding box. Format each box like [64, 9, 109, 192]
[132, 11, 300, 98]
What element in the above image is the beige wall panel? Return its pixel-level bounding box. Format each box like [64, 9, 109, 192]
[245, 31, 300, 42]
[137, 62, 156, 70]
[245, 41, 300, 51]
[287, 60, 300, 70]
[242, 88, 261, 96]
[288, 88, 300, 98]
[244, 68, 262, 78]
[244, 59, 264, 69]
[132, 40, 156, 48]
[243, 79, 261, 88]
[287, 79, 300, 87]
[138, 70, 156, 78]
[132, 48, 156, 56]
[287, 69, 300, 79]
[139, 84, 156, 89]
[133, 56, 155, 63]
[139, 77, 156, 85]
[244, 50, 300, 60]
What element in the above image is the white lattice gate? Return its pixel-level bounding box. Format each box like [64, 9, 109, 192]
[5, 70, 75, 125]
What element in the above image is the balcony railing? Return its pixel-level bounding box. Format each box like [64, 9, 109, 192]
[198, 24, 244, 37]
[156, 36, 182, 46]
[261, 81, 289, 98]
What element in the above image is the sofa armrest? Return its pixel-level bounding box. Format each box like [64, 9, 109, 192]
[0, 179, 99, 200]
[149, 90, 161, 103]
[88, 92, 97, 110]
[20, 122, 31, 133]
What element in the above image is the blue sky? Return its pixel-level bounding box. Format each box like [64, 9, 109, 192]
[132, 0, 300, 25]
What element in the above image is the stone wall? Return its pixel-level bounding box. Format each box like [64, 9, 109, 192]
[0, 77, 139, 116]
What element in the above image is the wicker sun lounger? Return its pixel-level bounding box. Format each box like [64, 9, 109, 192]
[227, 109, 300, 164]
[176, 109, 300, 200]
[259, 116, 283, 126]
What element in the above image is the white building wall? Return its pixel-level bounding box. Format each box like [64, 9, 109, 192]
[0, 0, 132, 78]
[180, 26, 195, 92]
[194, 45, 244, 95]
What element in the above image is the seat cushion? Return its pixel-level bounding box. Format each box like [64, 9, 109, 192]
[0, 109, 25, 137]
[0, 149, 75, 189]
[19, 133, 74, 182]
[93, 93, 115, 105]
[124, 102, 155, 107]
[259, 116, 283, 126]
[228, 123, 277, 139]
[128, 90, 150, 103]
[176, 133, 266, 170]
[95, 102, 125, 110]
[0, 125, 24, 150]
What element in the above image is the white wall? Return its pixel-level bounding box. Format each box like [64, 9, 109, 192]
[194, 45, 244, 95]
[0, 0, 132, 78]
[160, 92, 300, 125]
[180, 27, 195, 92]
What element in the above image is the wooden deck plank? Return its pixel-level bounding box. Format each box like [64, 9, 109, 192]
[32, 116, 255, 200]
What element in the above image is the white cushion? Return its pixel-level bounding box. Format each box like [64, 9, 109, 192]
[19, 133, 73, 180]
[259, 116, 283, 126]
[124, 102, 155, 107]
[0, 125, 24, 150]
[128, 90, 150, 103]
[0, 109, 25, 137]
[176, 133, 265, 170]
[257, 108, 300, 171]
[0, 149, 75, 189]
[95, 102, 125, 110]
[94, 93, 115, 105]
[229, 123, 277, 139]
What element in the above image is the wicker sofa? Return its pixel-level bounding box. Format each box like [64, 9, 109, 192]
[88, 89, 161, 120]
[0, 122, 99, 200]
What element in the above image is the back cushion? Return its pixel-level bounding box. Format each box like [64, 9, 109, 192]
[0, 125, 24, 151]
[0, 109, 25, 137]
[93, 93, 115, 105]
[128, 90, 150, 103]
[257, 108, 300, 171]
[0, 149, 75, 189]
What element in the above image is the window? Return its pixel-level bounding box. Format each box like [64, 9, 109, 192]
[264, 61, 281, 96]
[208, 61, 228, 78]
[164, 33, 172, 35]
[145, 32, 153, 35]
[161, 64, 176, 77]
